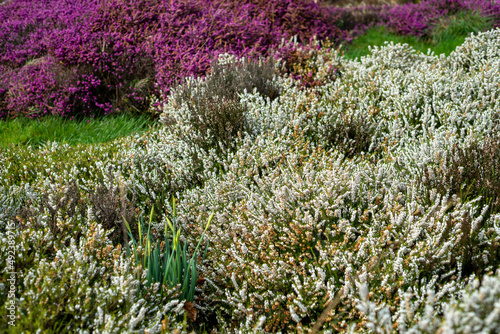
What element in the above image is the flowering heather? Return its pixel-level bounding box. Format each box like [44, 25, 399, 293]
[0, 0, 346, 118]
[1, 29, 500, 332]
[2, 0, 499, 118]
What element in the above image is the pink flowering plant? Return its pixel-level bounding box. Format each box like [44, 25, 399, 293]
[1, 0, 499, 119]
[0, 0, 348, 119]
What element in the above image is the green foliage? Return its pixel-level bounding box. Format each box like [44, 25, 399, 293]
[124, 201, 213, 302]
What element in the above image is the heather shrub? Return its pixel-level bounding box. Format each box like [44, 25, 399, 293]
[3, 56, 78, 118]
[336, 0, 500, 61]
[0, 150, 203, 332]
[161, 56, 280, 156]
[324, 112, 376, 158]
[352, 269, 500, 333]
[89, 170, 137, 245]
[462, 0, 500, 27]
[419, 137, 500, 215]
[36, 181, 87, 237]
[177, 95, 247, 155]
[212, 0, 346, 42]
[438, 272, 500, 333]
[275, 38, 344, 88]
[0, 0, 96, 67]
[447, 28, 500, 71]
[0, 0, 100, 117]
[205, 56, 280, 102]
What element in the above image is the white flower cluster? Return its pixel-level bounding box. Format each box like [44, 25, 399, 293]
[352, 270, 500, 334]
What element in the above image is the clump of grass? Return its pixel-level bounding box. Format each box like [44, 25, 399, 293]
[0, 113, 154, 148]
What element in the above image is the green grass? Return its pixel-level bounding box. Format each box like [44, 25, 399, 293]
[344, 26, 432, 59]
[344, 11, 495, 59]
[431, 10, 494, 44]
[0, 113, 156, 148]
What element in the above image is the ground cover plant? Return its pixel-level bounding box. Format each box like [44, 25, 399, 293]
[2, 26, 500, 332]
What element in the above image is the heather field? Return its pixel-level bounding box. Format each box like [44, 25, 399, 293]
[1, 0, 500, 333]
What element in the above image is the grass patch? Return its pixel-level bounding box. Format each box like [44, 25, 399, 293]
[0, 113, 155, 148]
[344, 26, 445, 59]
[344, 11, 494, 59]
[431, 10, 494, 44]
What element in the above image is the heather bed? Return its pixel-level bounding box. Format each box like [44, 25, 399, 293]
[1, 30, 500, 332]
[2, 0, 500, 333]
[0, 0, 346, 119]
